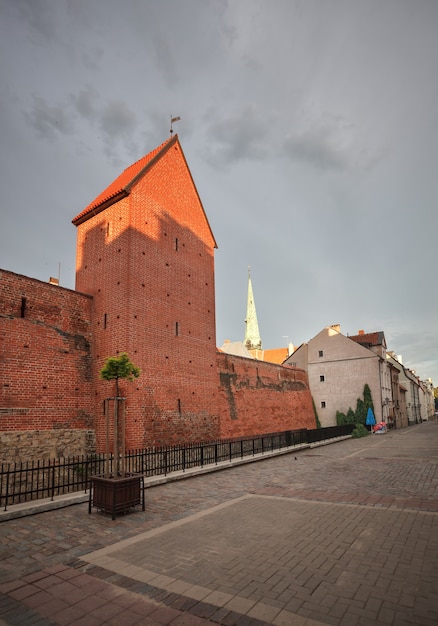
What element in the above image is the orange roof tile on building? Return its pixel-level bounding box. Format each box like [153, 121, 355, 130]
[263, 348, 289, 364]
[72, 135, 178, 226]
[349, 331, 386, 348]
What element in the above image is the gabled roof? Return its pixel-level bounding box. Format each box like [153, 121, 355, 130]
[73, 136, 175, 225]
[263, 348, 289, 364]
[349, 331, 386, 349]
[72, 135, 217, 250]
[220, 341, 253, 358]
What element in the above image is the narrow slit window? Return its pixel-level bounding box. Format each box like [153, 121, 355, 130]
[175, 321, 179, 336]
[177, 399, 181, 414]
[20, 297, 26, 318]
[103, 313, 107, 329]
[175, 238, 178, 251]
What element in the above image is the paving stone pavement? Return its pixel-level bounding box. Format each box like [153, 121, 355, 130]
[0, 422, 437, 625]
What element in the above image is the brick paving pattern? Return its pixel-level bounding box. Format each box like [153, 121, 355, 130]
[0, 422, 437, 625]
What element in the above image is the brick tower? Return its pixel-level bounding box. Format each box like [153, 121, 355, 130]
[72, 135, 220, 449]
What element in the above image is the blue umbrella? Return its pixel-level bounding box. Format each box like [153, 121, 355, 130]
[366, 407, 376, 426]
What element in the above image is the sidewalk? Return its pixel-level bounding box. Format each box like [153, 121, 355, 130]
[0, 438, 346, 522]
[0, 422, 437, 625]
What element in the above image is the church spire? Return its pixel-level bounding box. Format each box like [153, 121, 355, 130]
[244, 267, 262, 351]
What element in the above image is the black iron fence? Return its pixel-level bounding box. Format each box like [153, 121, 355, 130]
[0, 425, 353, 510]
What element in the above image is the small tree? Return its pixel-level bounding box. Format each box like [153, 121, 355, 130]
[351, 423, 369, 438]
[346, 408, 356, 424]
[355, 397, 366, 425]
[336, 410, 348, 426]
[99, 353, 140, 477]
[100, 352, 140, 396]
[363, 384, 374, 415]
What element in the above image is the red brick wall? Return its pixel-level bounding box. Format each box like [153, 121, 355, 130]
[217, 352, 316, 438]
[0, 268, 316, 455]
[0, 270, 94, 434]
[75, 140, 220, 450]
[1, 141, 317, 458]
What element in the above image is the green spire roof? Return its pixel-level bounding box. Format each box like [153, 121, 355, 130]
[244, 267, 262, 350]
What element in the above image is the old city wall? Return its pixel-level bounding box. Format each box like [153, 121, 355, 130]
[0, 270, 95, 461]
[0, 270, 317, 462]
[217, 352, 316, 438]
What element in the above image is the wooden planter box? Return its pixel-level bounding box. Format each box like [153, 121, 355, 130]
[88, 473, 144, 520]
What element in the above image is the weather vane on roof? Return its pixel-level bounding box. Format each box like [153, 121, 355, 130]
[170, 115, 181, 136]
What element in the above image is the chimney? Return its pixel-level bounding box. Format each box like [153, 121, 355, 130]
[49, 277, 59, 286]
[358, 329, 365, 335]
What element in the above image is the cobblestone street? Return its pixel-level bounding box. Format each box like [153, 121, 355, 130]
[1, 422, 437, 625]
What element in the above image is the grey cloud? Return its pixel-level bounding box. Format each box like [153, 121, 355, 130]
[94, 101, 140, 166]
[152, 35, 177, 87]
[282, 126, 350, 171]
[100, 101, 137, 139]
[81, 46, 105, 72]
[25, 95, 74, 140]
[71, 91, 138, 143]
[26, 90, 139, 164]
[71, 86, 100, 123]
[203, 106, 269, 166]
[4, 0, 58, 42]
[281, 109, 381, 172]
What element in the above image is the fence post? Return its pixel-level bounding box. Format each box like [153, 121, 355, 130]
[84, 455, 89, 493]
[50, 460, 56, 501]
[4, 464, 10, 511]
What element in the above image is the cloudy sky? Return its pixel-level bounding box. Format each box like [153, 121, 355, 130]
[1, 0, 437, 385]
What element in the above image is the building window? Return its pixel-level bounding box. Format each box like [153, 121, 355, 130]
[321, 401, 326, 408]
[103, 313, 107, 329]
[320, 375, 325, 382]
[319, 350, 324, 357]
[20, 297, 26, 318]
[175, 322, 179, 336]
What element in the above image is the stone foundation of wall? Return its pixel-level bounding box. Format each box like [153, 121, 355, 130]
[0, 429, 96, 463]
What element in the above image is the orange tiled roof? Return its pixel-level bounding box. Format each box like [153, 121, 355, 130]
[263, 348, 289, 364]
[72, 135, 177, 225]
[349, 331, 386, 348]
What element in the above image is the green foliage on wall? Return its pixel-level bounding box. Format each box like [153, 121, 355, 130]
[312, 397, 321, 428]
[336, 384, 374, 426]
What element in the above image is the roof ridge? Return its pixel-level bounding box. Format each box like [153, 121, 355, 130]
[72, 135, 177, 225]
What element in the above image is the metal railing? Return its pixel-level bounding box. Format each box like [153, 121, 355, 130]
[0, 425, 353, 510]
